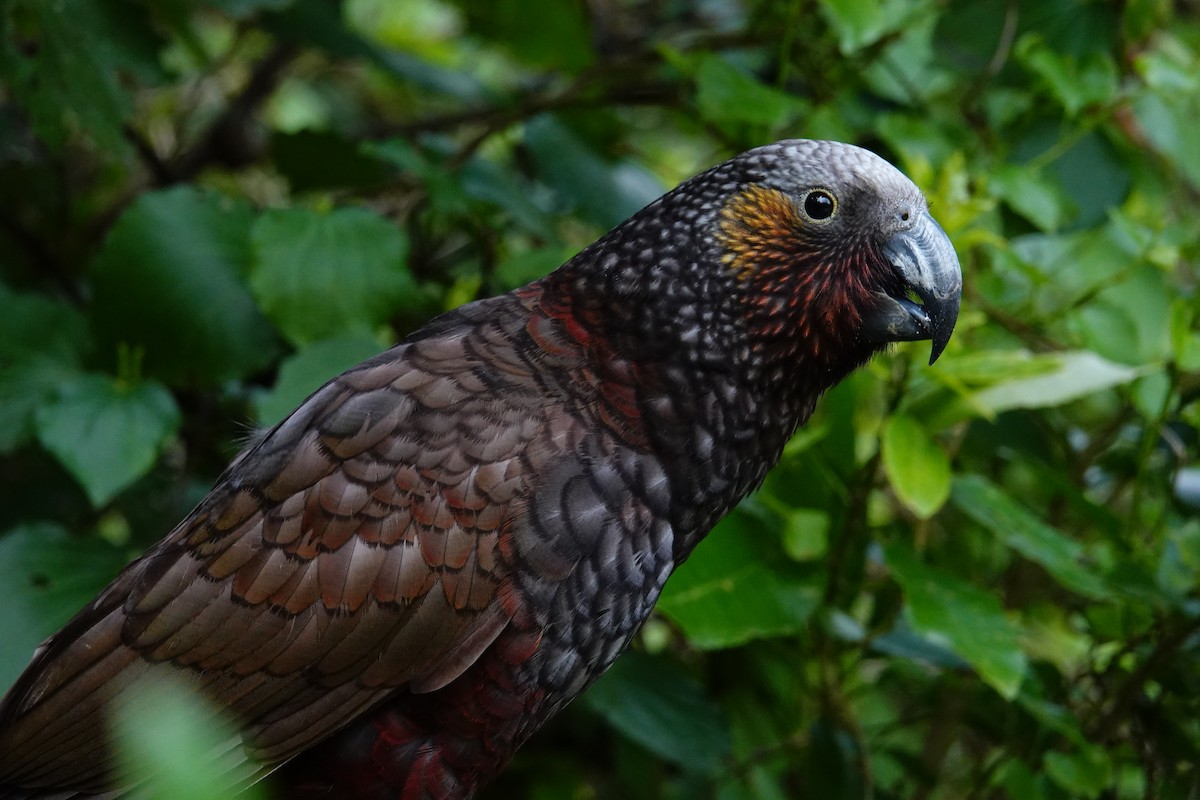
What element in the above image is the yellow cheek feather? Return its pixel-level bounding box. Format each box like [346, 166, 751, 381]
[717, 184, 805, 280]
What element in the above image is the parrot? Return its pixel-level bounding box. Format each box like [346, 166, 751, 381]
[0, 139, 961, 799]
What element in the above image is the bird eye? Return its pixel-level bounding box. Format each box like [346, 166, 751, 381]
[803, 189, 836, 221]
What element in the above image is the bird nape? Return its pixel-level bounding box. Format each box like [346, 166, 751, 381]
[0, 140, 961, 800]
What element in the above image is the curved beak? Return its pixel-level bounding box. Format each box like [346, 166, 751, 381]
[864, 211, 962, 364]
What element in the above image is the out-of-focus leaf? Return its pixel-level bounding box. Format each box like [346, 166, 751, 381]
[817, 0, 922, 54]
[365, 139, 473, 216]
[1132, 38, 1200, 189]
[254, 335, 383, 426]
[782, 508, 829, 561]
[7, 0, 157, 157]
[524, 115, 664, 230]
[658, 509, 818, 649]
[0, 359, 78, 455]
[1015, 35, 1118, 116]
[991, 164, 1073, 231]
[465, 0, 592, 71]
[694, 55, 805, 128]
[249, 206, 413, 346]
[968, 351, 1141, 416]
[0, 285, 87, 365]
[1156, 520, 1200, 601]
[1022, 604, 1091, 675]
[885, 541, 1027, 698]
[881, 414, 951, 519]
[346, 0, 462, 55]
[90, 187, 281, 386]
[952, 475, 1112, 600]
[113, 673, 267, 800]
[585, 651, 730, 773]
[267, 0, 486, 101]
[493, 246, 573, 291]
[1043, 746, 1113, 799]
[1072, 267, 1173, 366]
[0, 523, 129, 692]
[0, 286, 89, 454]
[35, 374, 181, 507]
[460, 156, 555, 236]
[870, 620, 970, 668]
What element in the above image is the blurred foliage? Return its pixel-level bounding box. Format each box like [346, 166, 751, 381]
[1, 0, 1200, 797]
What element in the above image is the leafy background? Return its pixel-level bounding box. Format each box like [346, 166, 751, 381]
[1, 0, 1199, 797]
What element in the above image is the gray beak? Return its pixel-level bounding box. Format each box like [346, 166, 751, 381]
[864, 211, 962, 364]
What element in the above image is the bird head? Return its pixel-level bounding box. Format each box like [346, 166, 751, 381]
[710, 140, 961, 368]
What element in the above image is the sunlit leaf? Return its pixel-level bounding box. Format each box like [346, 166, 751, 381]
[881, 414, 951, 519]
[113, 673, 267, 800]
[969, 351, 1142, 415]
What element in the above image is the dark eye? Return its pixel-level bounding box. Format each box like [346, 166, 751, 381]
[803, 190, 836, 221]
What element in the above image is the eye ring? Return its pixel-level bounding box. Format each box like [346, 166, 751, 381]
[802, 189, 837, 221]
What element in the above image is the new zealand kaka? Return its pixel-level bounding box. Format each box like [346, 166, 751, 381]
[0, 140, 961, 799]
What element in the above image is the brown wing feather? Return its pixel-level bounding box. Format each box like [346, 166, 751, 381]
[0, 300, 569, 793]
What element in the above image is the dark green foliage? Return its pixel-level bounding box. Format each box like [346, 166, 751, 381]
[1, 0, 1199, 797]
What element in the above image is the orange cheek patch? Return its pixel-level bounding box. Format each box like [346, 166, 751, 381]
[717, 184, 805, 279]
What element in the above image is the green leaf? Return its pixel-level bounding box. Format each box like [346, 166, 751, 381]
[1043, 747, 1113, 799]
[250, 206, 413, 346]
[990, 165, 1073, 231]
[465, 0, 592, 71]
[0, 359, 78, 454]
[0, 523, 129, 692]
[881, 414, 951, 519]
[90, 186, 281, 386]
[952, 476, 1112, 600]
[1016, 35, 1119, 116]
[1157, 520, 1200, 601]
[9, 0, 143, 157]
[254, 335, 383, 426]
[523, 115, 665, 230]
[817, 0, 922, 54]
[35, 374, 181, 507]
[585, 652, 730, 773]
[658, 508, 819, 649]
[782, 508, 830, 561]
[884, 541, 1027, 698]
[694, 55, 805, 128]
[0, 285, 88, 366]
[113, 673, 268, 800]
[1132, 87, 1200, 190]
[969, 351, 1142, 417]
[460, 156, 555, 237]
